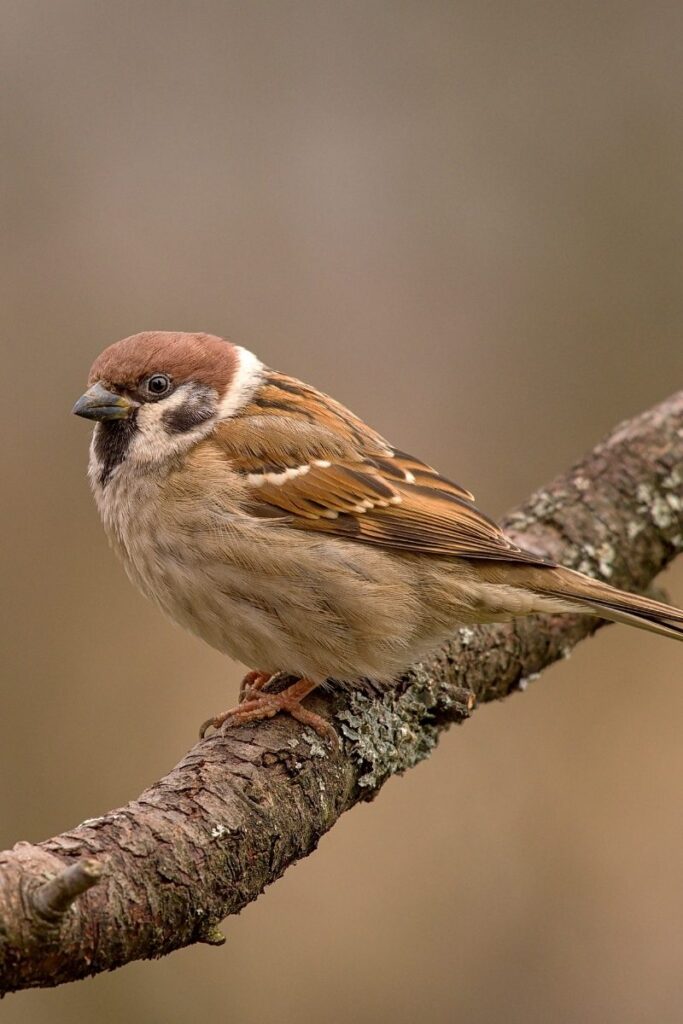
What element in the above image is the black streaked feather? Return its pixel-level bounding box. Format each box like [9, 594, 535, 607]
[250, 396, 316, 420]
[95, 417, 138, 486]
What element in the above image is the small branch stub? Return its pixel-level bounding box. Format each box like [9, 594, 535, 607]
[197, 924, 227, 947]
[29, 858, 103, 926]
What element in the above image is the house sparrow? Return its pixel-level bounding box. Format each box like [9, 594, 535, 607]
[74, 331, 683, 743]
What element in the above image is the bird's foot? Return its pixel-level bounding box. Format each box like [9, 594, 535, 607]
[238, 670, 274, 701]
[199, 677, 338, 747]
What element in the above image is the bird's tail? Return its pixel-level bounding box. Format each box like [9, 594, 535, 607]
[518, 564, 683, 641]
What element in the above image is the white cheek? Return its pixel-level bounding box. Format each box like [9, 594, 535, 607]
[130, 386, 217, 465]
[132, 395, 180, 461]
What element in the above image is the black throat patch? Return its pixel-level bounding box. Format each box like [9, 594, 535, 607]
[94, 416, 138, 486]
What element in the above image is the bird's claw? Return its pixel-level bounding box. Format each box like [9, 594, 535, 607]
[198, 678, 338, 749]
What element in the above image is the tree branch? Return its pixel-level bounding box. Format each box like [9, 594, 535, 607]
[1, 393, 682, 996]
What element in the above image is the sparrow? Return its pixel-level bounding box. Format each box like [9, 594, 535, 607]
[73, 331, 683, 744]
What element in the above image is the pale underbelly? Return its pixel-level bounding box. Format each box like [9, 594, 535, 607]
[123, 532, 429, 683]
[113, 512, 548, 684]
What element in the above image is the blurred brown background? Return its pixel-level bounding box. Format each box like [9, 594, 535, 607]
[2, 2, 683, 1021]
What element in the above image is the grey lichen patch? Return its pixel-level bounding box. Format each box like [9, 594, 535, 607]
[505, 485, 611, 573]
[517, 671, 540, 692]
[336, 665, 471, 790]
[458, 626, 475, 647]
[636, 482, 654, 506]
[627, 521, 644, 541]
[337, 689, 438, 789]
[301, 730, 328, 758]
[575, 540, 617, 579]
[196, 923, 227, 946]
[596, 541, 616, 578]
[575, 541, 597, 577]
[635, 480, 683, 534]
[652, 494, 679, 530]
[505, 487, 567, 533]
[662, 468, 682, 491]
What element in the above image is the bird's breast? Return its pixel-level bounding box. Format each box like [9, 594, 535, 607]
[89, 454, 433, 681]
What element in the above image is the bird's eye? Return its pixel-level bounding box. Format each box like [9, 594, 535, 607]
[144, 374, 172, 398]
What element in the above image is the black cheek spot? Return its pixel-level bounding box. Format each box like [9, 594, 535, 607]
[162, 392, 215, 434]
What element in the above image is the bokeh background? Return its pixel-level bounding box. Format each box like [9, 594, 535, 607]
[2, 2, 683, 1021]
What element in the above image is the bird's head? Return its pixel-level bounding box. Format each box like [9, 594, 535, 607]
[73, 331, 263, 484]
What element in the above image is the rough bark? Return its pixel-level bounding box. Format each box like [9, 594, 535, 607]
[1, 392, 682, 996]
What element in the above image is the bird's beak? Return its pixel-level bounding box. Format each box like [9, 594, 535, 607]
[72, 382, 136, 421]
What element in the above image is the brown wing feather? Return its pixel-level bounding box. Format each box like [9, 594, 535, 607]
[213, 371, 551, 566]
[293, 484, 550, 564]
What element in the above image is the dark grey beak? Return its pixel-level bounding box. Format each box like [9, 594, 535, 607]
[72, 382, 136, 421]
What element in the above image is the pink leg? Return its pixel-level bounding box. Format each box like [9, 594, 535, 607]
[199, 677, 337, 747]
[238, 670, 273, 701]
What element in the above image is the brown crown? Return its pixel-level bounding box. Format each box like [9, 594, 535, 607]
[88, 331, 238, 394]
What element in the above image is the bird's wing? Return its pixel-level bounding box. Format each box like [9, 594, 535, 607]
[213, 371, 551, 565]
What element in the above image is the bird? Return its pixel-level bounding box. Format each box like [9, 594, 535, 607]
[73, 331, 683, 744]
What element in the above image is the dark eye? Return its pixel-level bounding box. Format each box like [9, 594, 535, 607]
[144, 373, 172, 398]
